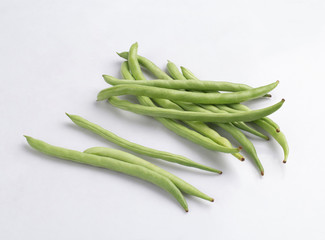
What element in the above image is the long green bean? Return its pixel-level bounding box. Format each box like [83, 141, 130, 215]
[66, 113, 222, 173]
[24, 136, 189, 211]
[84, 147, 214, 201]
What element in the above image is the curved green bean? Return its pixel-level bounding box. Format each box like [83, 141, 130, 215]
[254, 120, 289, 163]
[103, 75, 260, 92]
[66, 113, 222, 173]
[24, 136, 188, 211]
[97, 81, 279, 104]
[84, 147, 214, 201]
[108, 96, 285, 123]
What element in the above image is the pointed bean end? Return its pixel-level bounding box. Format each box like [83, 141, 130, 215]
[241, 157, 245, 161]
[276, 129, 280, 133]
[281, 98, 285, 102]
[283, 160, 287, 164]
[210, 198, 214, 202]
[219, 171, 223, 175]
[261, 170, 264, 176]
[185, 209, 189, 213]
[238, 146, 243, 150]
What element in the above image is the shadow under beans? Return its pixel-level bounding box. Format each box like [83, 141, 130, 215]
[22, 143, 188, 212]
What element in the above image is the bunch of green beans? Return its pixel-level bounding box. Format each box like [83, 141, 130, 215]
[97, 42, 288, 175]
[24, 42, 289, 212]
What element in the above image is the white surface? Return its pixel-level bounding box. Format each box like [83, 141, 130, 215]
[1, 0, 324, 239]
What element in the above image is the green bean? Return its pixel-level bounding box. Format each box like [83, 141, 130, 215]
[97, 81, 279, 104]
[24, 136, 189, 211]
[84, 147, 214, 201]
[66, 113, 222, 173]
[103, 75, 260, 92]
[107, 96, 285, 123]
[123, 43, 239, 154]
[254, 120, 289, 163]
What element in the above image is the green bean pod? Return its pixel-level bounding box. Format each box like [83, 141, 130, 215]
[84, 147, 214, 201]
[103, 75, 260, 92]
[97, 81, 279, 104]
[66, 113, 222, 173]
[107, 96, 285, 123]
[24, 136, 189, 211]
[254, 120, 289, 163]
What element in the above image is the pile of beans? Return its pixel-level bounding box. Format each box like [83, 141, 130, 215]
[25, 43, 288, 212]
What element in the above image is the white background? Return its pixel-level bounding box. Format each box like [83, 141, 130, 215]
[1, 0, 324, 239]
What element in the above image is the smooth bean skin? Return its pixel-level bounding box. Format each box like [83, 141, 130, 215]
[24, 136, 188, 211]
[97, 81, 279, 104]
[84, 147, 214, 201]
[124, 43, 240, 154]
[103, 75, 256, 92]
[66, 113, 222, 173]
[108, 96, 285, 123]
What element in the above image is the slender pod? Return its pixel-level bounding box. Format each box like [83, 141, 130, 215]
[97, 81, 279, 104]
[254, 120, 289, 163]
[24, 136, 188, 211]
[84, 147, 215, 201]
[66, 113, 223, 173]
[107, 96, 285, 123]
[103, 75, 256, 92]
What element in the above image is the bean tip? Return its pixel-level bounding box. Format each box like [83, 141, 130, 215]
[276, 128, 280, 133]
[261, 170, 264, 176]
[210, 198, 214, 202]
[238, 146, 243, 150]
[281, 98, 285, 102]
[219, 171, 223, 175]
[185, 209, 189, 213]
[241, 157, 245, 161]
[283, 160, 287, 164]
